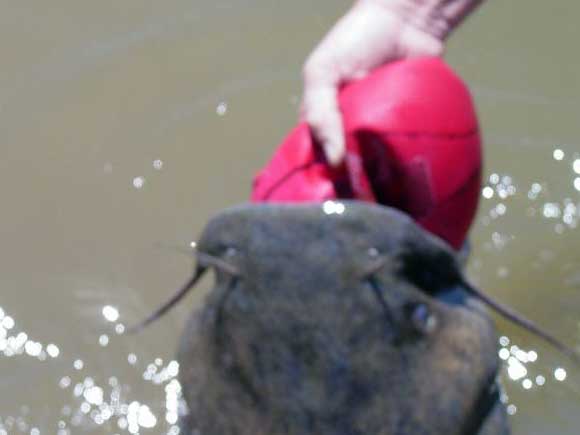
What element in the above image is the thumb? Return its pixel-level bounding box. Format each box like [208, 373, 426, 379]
[301, 84, 346, 167]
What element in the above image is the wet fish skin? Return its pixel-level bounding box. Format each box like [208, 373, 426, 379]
[177, 202, 509, 435]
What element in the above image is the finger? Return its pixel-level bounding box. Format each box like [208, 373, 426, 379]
[302, 84, 346, 167]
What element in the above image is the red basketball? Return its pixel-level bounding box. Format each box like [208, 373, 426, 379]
[251, 57, 481, 250]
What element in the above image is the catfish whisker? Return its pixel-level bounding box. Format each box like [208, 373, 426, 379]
[465, 282, 580, 366]
[128, 250, 240, 334]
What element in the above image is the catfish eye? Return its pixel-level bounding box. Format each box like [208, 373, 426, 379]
[408, 303, 437, 335]
[224, 247, 238, 258]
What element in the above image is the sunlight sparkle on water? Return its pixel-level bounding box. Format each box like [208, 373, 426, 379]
[59, 376, 71, 389]
[485, 174, 517, 205]
[528, 182, 543, 200]
[24, 341, 42, 357]
[153, 159, 163, 170]
[499, 348, 510, 360]
[47, 344, 60, 358]
[165, 379, 181, 424]
[2, 316, 14, 330]
[0, 306, 62, 362]
[573, 159, 580, 174]
[127, 402, 157, 432]
[50, 363, 181, 433]
[554, 367, 567, 381]
[216, 102, 228, 116]
[102, 306, 119, 323]
[482, 186, 494, 199]
[132, 176, 145, 189]
[507, 356, 527, 380]
[128, 353, 138, 365]
[553, 149, 565, 160]
[543, 203, 561, 219]
[83, 386, 104, 406]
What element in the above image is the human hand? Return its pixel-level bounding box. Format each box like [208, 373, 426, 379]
[302, 0, 481, 166]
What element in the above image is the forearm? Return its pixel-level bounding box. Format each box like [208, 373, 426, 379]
[362, 0, 485, 40]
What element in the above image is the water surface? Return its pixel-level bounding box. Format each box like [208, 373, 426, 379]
[0, 1, 579, 433]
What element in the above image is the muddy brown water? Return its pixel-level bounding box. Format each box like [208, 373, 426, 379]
[0, 1, 579, 433]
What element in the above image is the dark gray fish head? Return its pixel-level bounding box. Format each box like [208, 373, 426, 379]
[179, 201, 508, 435]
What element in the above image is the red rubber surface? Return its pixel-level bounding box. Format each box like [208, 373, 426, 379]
[251, 57, 481, 249]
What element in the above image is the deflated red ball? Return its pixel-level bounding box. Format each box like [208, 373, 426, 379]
[251, 57, 481, 250]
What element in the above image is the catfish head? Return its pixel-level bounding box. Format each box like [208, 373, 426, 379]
[172, 202, 508, 435]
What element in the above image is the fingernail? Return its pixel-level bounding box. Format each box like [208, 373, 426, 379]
[325, 144, 345, 167]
